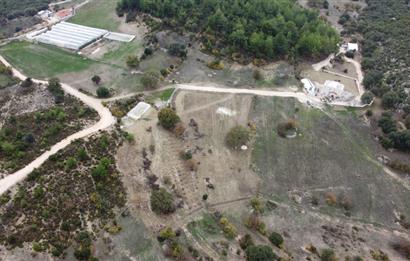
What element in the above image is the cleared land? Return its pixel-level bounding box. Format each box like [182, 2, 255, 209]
[118, 90, 409, 260]
[68, 0, 120, 31]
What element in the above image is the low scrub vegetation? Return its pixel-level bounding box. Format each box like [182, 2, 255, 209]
[226, 126, 250, 149]
[0, 95, 97, 173]
[150, 187, 175, 215]
[158, 108, 181, 130]
[0, 131, 126, 259]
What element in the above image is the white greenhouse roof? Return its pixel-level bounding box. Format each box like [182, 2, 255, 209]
[34, 22, 108, 50]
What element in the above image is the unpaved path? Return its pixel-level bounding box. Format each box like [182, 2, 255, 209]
[0, 55, 116, 195]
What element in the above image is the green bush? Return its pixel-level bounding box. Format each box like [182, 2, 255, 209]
[378, 112, 397, 134]
[361, 91, 374, 104]
[158, 108, 180, 130]
[321, 249, 337, 261]
[126, 55, 140, 68]
[382, 91, 400, 108]
[141, 71, 160, 89]
[226, 126, 250, 149]
[268, 232, 284, 247]
[150, 188, 175, 215]
[96, 87, 110, 98]
[245, 245, 277, 261]
[239, 234, 255, 250]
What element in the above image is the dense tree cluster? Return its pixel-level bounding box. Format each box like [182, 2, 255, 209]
[0, 0, 50, 20]
[357, 0, 410, 152]
[359, 0, 410, 100]
[116, 0, 339, 60]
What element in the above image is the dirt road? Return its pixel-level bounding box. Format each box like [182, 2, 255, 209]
[0, 55, 116, 195]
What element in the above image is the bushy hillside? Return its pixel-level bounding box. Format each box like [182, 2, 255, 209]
[0, 0, 50, 19]
[359, 0, 410, 104]
[117, 0, 340, 60]
[358, 0, 410, 152]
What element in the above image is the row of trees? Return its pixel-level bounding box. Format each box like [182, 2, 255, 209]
[116, 0, 339, 60]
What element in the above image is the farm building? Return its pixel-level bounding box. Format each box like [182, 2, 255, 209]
[34, 22, 108, 50]
[347, 43, 359, 52]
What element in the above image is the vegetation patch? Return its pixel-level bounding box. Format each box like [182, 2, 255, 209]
[117, 0, 339, 61]
[0, 61, 19, 89]
[0, 93, 97, 174]
[0, 131, 126, 258]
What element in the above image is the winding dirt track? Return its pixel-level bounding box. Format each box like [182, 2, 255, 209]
[0, 55, 366, 195]
[0, 55, 116, 195]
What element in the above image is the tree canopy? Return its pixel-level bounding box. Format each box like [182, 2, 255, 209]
[117, 0, 339, 60]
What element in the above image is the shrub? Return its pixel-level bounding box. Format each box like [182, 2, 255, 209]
[269, 232, 284, 247]
[277, 119, 297, 137]
[253, 69, 264, 80]
[21, 77, 33, 87]
[74, 245, 91, 260]
[382, 91, 400, 109]
[159, 227, 176, 241]
[226, 126, 250, 149]
[388, 130, 410, 151]
[96, 87, 110, 98]
[91, 75, 101, 85]
[150, 188, 175, 215]
[141, 71, 160, 89]
[32, 242, 43, 252]
[378, 112, 397, 134]
[65, 157, 77, 170]
[158, 108, 180, 130]
[144, 47, 153, 56]
[219, 217, 238, 239]
[245, 245, 277, 261]
[239, 234, 255, 250]
[173, 122, 186, 136]
[361, 91, 374, 104]
[126, 55, 140, 68]
[250, 198, 265, 213]
[180, 150, 192, 160]
[47, 77, 64, 103]
[207, 60, 225, 70]
[321, 249, 337, 261]
[168, 43, 187, 57]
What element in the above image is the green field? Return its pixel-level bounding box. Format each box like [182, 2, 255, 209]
[0, 41, 95, 78]
[68, 0, 120, 31]
[250, 97, 410, 227]
[102, 41, 143, 67]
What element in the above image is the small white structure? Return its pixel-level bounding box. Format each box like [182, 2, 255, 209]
[126, 102, 151, 120]
[104, 32, 135, 42]
[301, 78, 317, 96]
[347, 43, 359, 52]
[37, 10, 52, 20]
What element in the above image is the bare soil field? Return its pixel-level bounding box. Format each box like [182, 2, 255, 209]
[116, 90, 409, 260]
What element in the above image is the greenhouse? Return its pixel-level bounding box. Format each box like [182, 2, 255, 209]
[34, 22, 108, 50]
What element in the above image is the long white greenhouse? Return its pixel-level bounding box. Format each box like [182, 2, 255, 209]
[34, 22, 108, 50]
